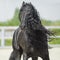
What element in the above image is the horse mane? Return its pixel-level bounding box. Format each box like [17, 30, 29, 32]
[18, 2, 54, 50]
[19, 2, 53, 35]
[19, 2, 41, 22]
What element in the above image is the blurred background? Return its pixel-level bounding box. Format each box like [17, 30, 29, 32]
[0, 0, 60, 60]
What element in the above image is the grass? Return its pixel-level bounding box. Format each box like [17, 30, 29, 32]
[50, 29, 60, 35]
[0, 39, 12, 46]
[49, 38, 60, 44]
[5, 39, 12, 46]
[0, 8, 20, 26]
[42, 19, 60, 26]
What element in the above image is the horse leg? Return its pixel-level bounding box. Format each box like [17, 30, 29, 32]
[9, 49, 22, 60]
[19, 46, 23, 60]
[32, 56, 38, 60]
[9, 50, 18, 60]
[43, 54, 50, 60]
[9, 51, 14, 60]
[42, 51, 50, 60]
[23, 52, 28, 60]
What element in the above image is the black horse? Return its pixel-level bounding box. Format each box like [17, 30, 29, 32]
[9, 2, 52, 60]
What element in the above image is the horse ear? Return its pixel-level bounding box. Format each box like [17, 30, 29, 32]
[22, 1, 25, 5]
[30, 2, 32, 6]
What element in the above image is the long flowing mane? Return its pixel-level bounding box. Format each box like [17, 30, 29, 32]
[18, 2, 53, 49]
[19, 2, 40, 22]
[19, 2, 52, 35]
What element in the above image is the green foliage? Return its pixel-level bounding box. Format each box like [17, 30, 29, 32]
[0, 8, 20, 26]
[0, 8, 60, 26]
[41, 19, 60, 26]
[52, 20, 60, 26]
[49, 38, 60, 44]
[5, 39, 12, 46]
[0, 39, 12, 46]
[50, 29, 60, 35]
[41, 19, 52, 26]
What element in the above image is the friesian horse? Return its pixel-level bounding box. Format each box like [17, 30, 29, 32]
[9, 2, 52, 60]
